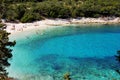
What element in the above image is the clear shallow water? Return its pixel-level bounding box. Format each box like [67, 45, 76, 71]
[8, 24, 120, 80]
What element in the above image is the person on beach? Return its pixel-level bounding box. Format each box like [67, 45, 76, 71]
[11, 25, 15, 30]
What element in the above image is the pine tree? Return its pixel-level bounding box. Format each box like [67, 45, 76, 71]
[0, 23, 16, 79]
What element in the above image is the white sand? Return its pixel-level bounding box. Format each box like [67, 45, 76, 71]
[2, 17, 120, 34]
[4, 19, 69, 33]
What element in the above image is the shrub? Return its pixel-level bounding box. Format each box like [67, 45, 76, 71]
[5, 9, 18, 22]
[20, 11, 43, 23]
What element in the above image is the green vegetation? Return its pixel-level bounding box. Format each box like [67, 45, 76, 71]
[63, 72, 71, 80]
[0, 23, 16, 79]
[0, 0, 120, 22]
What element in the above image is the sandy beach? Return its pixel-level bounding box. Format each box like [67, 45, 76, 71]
[2, 17, 120, 34]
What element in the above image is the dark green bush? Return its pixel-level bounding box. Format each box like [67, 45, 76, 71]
[5, 10, 18, 21]
[93, 14, 101, 18]
[20, 11, 43, 23]
[0, 23, 5, 28]
[20, 13, 35, 23]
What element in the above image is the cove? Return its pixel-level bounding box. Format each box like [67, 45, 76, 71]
[8, 24, 120, 80]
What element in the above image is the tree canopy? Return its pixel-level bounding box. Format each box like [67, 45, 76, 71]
[0, 0, 120, 22]
[0, 23, 16, 79]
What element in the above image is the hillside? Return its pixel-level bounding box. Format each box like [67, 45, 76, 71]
[0, 0, 120, 23]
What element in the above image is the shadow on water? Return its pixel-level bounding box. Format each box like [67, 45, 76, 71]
[31, 24, 120, 75]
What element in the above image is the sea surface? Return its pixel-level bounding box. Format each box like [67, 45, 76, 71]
[8, 24, 120, 80]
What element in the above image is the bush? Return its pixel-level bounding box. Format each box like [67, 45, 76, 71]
[20, 13, 34, 23]
[5, 9, 18, 22]
[93, 14, 101, 18]
[20, 11, 43, 23]
[0, 23, 5, 28]
[15, 5, 26, 20]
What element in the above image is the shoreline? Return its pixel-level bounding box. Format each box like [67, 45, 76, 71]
[5, 17, 120, 80]
[2, 17, 120, 35]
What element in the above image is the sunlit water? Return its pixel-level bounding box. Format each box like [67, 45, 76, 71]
[8, 24, 120, 80]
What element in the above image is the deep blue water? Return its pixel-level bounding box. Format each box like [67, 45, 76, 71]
[8, 24, 120, 80]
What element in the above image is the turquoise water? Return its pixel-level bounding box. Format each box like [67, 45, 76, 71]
[8, 24, 120, 80]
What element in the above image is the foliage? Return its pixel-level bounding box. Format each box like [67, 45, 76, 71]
[0, 0, 120, 22]
[0, 23, 16, 79]
[0, 3, 6, 19]
[63, 72, 71, 80]
[20, 10, 43, 23]
[0, 24, 5, 28]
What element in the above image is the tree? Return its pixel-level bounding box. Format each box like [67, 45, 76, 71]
[0, 3, 6, 19]
[1, 0, 120, 22]
[0, 23, 16, 79]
